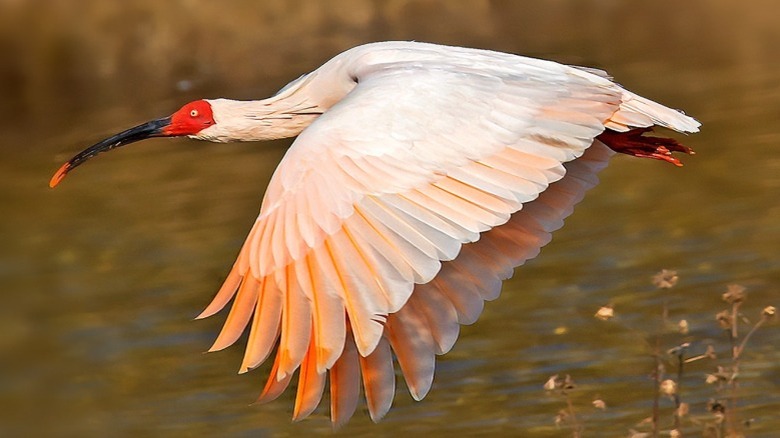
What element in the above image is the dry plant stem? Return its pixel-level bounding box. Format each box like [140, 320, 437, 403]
[662, 298, 671, 327]
[729, 301, 741, 358]
[723, 309, 769, 436]
[651, 297, 672, 437]
[673, 351, 684, 430]
[683, 352, 709, 363]
[652, 338, 661, 438]
[735, 317, 767, 359]
[726, 301, 742, 436]
[566, 395, 582, 438]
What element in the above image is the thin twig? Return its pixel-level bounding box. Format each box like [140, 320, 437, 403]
[734, 317, 766, 359]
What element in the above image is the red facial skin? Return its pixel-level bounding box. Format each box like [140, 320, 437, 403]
[165, 100, 216, 136]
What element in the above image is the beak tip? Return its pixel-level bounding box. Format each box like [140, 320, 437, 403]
[49, 163, 70, 188]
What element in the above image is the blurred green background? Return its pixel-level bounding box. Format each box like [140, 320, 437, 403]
[1, 0, 778, 436]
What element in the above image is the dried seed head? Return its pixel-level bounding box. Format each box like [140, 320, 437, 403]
[652, 269, 679, 289]
[544, 374, 575, 392]
[660, 379, 677, 396]
[722, 284, 746, 304]
[678, 319, 689, 334]
[595, 305, 614, 321]
[716, 310, 732, 329]
[592, 399, 606, 410]
[706, 366, 730, 384]
[676, 402, 690, 417]
[708, 399, 726, 414]
[543, 375, 558, 391]
[669, 429, 682, 438]
[763, 305, 776, 318]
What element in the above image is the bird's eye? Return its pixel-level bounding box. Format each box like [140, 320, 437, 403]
[190, 109, 199, 117]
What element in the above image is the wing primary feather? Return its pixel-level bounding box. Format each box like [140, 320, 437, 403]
[292, 333, 327, 422]
[359, 335, 395, 422]
[340, 224, 394, 311]
[342, 217, 414, 312]
[300, 253, 346, 373]
[385, 305, 435, 401]
[208, 277, 259, 352]
[255, 349, 294, 404]
[408, 284, 461, 354]
[239, 277, 283, 373]
[329, 327, 361, 429]
[196, 265, 242, 319]
[276, 265, 312, 379]
[430, 274, 484, 325]
[322, 233, 386, 357]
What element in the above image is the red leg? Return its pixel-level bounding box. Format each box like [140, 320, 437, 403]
[597, 127, 695, 167]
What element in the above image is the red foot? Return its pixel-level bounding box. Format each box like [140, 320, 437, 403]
[597, 127, 695, 167]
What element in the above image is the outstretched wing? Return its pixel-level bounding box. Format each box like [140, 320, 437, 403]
[197, 48, 698, 426]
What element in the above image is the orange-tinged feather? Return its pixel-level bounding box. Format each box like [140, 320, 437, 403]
[350, 206, 417, 285]
[356, 202, 440, 283]
[292, 334, 327, 421]
[239, 278, 283, 373]
[342, 219, 414, 313]
[256, 351, 293, 404]
[196, 265, 242, 319]
[208, 277, 259, 352]
[301, 253, 346, 372]
[322, 233, 385, 357]
[277, 265, 312, 379]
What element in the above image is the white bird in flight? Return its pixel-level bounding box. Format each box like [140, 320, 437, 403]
[50, 41, 699, 427]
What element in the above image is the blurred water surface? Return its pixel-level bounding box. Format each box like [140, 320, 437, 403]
[1, 1, 779, 436]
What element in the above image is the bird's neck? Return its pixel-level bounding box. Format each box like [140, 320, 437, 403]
[195, 96, 322, 142]
[196, 68, 358, 143]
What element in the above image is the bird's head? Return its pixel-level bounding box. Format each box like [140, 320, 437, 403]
[49, 100, 216, 188]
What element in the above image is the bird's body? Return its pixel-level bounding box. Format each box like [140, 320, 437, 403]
[50, 41, 699, 427]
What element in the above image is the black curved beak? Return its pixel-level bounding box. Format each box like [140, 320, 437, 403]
[49, 116, 172, 188]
